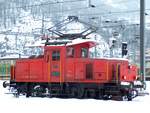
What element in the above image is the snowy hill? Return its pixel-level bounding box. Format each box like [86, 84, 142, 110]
[0, 0, 150, 63]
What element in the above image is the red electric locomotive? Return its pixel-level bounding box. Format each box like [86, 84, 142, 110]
[3, 16, 143, 100]
[4, 39, 140, 100]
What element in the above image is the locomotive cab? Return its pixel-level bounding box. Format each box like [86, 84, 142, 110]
[66, 40, 97, 58]
[43, 40, 97, 82]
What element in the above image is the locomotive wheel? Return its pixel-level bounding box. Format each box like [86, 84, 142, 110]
[120, 89, 137, 101]
[32, 85, 44, 97]
[127, 93, 132, 101]
[14, 92, 20, 98]
[71, 87, 78, 98]
[71, 87, 84, 98]
[13, 89, 20, 98]
[77, 87, 84, 99]
[95, 91, 100, 99]
[127, 90, 137, 101]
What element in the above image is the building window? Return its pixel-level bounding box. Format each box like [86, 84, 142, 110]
[52, 51, 60, 61]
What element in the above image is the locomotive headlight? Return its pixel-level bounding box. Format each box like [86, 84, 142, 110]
[128, 65, 132, 69]
[134, 76, 138, 80]
[135, 76, 138, 80]
[120, 81, 130, 85]
[122, 75, 127, 80]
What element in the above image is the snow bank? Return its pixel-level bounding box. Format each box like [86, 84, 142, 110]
[0, 80, 150, 113]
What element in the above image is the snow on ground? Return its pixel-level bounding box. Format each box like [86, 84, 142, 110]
[0, 80, 150, 113]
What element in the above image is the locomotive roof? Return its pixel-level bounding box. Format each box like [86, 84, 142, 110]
[97, 57, 129, 61]
[26, 39, 98, 48]
[66, 39, 98, 48]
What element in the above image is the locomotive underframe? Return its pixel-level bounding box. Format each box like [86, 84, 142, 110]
[8, 80, 138, 101]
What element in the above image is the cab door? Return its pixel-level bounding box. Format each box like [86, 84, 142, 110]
[50, 50, 62, 83]
[75, 62, 84, 80]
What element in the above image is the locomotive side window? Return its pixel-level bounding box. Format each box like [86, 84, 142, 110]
[67, 47, 74, 58]
[81, 48, 88, 58]
[52, 51, 60, 61]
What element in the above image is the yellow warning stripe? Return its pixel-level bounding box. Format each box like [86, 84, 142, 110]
[60, 59, 62, 83]
[0, 64, 1, 77]
[0, 64, 1, 73]
[116, 64, 118, 83]
[6, 64, 8, 79]
[12, 65, 14, 80]
[47, 54, 51, 82]
[106, 61, 109, 81]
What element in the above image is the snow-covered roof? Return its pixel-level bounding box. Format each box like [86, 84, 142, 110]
[66, 38, 98, 48]
[25, 38, 98, 48]
[95, 57, 129, 61]
[0, 55, 28, 59]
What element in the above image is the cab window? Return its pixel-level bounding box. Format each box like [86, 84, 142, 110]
[81, 48, 88, 58]
[67, 47, 74, 58]
[52, 51, 60, 61]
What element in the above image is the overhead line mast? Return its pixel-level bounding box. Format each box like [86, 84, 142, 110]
[140, 0, 145, 83]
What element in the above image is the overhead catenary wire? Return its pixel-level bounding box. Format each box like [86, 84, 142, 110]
[2, 7, 150, 21]
[2, 0, 87, 10]
[1, 0, 149, 32]
[3, 0, 139, 11]
[31, 8, 150, 22]
[1, 0, 146, 19]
